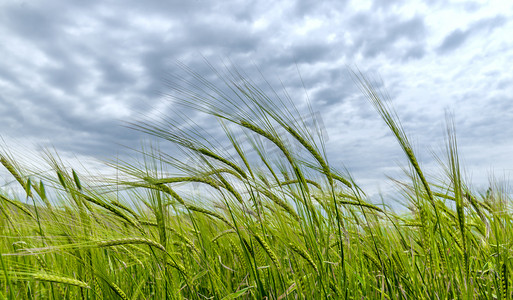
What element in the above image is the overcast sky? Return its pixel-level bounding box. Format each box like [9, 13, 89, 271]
[1, 0, 512, 201]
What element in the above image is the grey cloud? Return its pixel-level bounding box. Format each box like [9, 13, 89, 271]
[403, 45, 426, 60]
[496, 77, 512, 90]
[1, 0, 512, 196]
[458, 94, 513, 143]
[140, 47, 183, 95]
[388, 16, 426, 40]
[293, 0, 348, 18]
[293, 43, 333, 64]
[294, 0, 323, 17]
[462, 1, 484, 12]
[2, 5, 64, 42]
[3, 0, 418, 163]
[313, 85, 352, 106]
[437, 29, 469, 54]
[121, 0, 208, 18]
[95, 58, 137, 94]
[0, 68, 20, 87]
[44, 64, 83, 94]
[350, 13, 427, 61]
[307, 68, 359, 106]
[0, 99, 25, 132]
[264, 41, 335, 68]
[473, 15, 507, 32]
[179, 19, 262, 53]
[437, 15, 506, 54]
[372, 0, 405, 11]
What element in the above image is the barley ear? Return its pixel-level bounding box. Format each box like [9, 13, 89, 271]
[253, 232, 281, 270]
[106, 281, 129, 300]
[97, 237, 166, 252]
[211, 229, 236, 243]
[33, 273, 90, 289]
[239, 120, 294, 166]
[502, 262, 508, 299]
[0, 194, 35, 219]
[288, 243, 318, 274]
[196, 147, 247, 180]
[257, 188, 300, 221]
[72, 169, 82, 190]
[1, 156, 32, 196]
[56, 170, 67, 190]
[82, 194, 141, 230]
[186, 204, 234, 228]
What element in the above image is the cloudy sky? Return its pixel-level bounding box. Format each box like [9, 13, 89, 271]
[1, 0, 512, 201]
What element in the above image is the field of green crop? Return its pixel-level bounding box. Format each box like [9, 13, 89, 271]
[0, 68, 511, 299]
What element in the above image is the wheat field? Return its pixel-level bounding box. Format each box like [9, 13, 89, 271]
[0, 67, 511, 299]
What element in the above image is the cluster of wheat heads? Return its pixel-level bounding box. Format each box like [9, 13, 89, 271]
[0, 65, 512, 299]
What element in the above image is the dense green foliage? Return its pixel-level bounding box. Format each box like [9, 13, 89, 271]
[1, 67, 511, 299]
